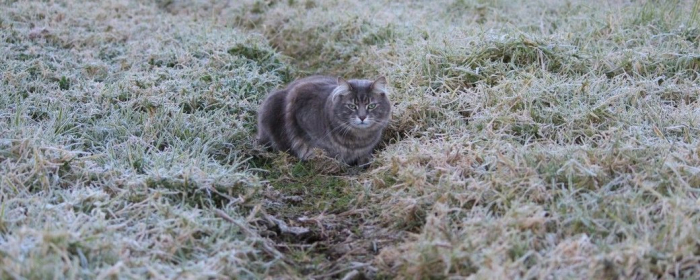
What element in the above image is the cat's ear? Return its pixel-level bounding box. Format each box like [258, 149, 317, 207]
[337, 77, 351, 89]
[332, 77, 352, 100]
[371, 76, 388, 95]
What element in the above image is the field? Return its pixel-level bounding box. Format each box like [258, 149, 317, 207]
[1, 0, 699, 278]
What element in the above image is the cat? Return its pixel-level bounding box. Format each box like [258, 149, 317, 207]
[257, 75, 391, 166]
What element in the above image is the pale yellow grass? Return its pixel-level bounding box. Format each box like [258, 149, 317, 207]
[1, 0, 699, 279]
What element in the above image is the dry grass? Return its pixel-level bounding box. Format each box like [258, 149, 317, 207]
[1, 0, 700, 278]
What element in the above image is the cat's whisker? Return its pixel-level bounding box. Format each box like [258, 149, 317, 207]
[320, 122, 351, 141]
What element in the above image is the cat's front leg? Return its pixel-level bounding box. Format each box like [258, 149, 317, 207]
[291, 141, 315, 160]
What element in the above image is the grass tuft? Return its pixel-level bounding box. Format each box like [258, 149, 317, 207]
[2, 0, 700, 278]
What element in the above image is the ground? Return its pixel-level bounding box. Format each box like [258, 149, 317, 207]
[1, 0, 700, 279]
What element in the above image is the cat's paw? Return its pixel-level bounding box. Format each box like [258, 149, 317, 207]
[355, 155, 373, 168]
[307, 148, 344, 174]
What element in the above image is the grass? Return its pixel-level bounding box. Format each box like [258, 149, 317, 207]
[1, 0, 699, 278]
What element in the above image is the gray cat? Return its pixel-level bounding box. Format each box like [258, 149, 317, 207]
[257, 75, 391, 166]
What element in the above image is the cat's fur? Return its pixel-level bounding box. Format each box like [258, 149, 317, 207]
[257, 75, 391, 165]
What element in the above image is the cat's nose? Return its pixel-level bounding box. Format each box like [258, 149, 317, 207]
[359, 116, 366, 121]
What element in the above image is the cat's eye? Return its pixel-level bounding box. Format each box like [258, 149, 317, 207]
[367, 103, 378, 110]
[347, 104, 358, 110]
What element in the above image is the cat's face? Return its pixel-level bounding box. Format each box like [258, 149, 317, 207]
[331, 77, 391, 130]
